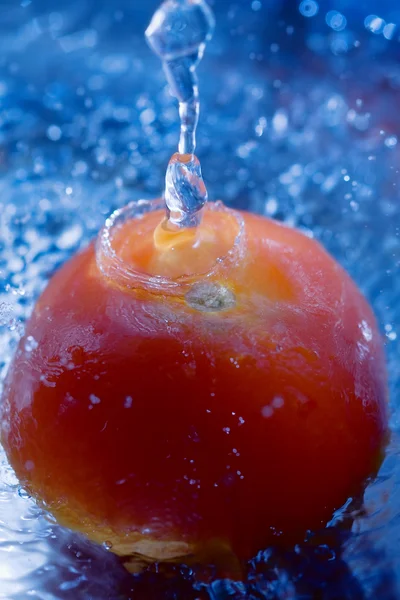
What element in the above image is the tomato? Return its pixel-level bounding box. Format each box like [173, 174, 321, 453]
[0, 202, 388, 572]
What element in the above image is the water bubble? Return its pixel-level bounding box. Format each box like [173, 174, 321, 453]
[350, 200, 359, 212]
[60, 578, 89, 592]
[383, 23, 396, 40]
[331, 34, 349, 55]
[140, 107, 156, 126]
[46, 125, 62, 141]
[255, 116, 267, 137]
[265, 196, 278, 216]
[56, 224, 83, 250]
[385, 136, 398, 149]
[326, 11, 347, 32]
[0, 303, 14, 326]
[272, 109, 288, 134]
[299, 1, 319, 18]
[364, 15, 386, 35]
[237, 141, 257, 159]
[315, 544, 336, 561]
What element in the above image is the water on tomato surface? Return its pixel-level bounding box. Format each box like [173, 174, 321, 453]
[0, 1, 400, 598]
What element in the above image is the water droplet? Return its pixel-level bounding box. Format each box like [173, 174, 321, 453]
[124, 396, 133, 408]
[261, 405, 274, 418]
[89, 394, 101, 405]
[146, 0, 214, 62]
[18, 487, 32, 499]
[24, 335, 38, 352]
[359, 320, 373, 343]
[272, 396, 284, 409]
[102, 540, 113, 550]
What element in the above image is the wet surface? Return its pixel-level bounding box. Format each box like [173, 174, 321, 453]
[0, 1, 399, 598]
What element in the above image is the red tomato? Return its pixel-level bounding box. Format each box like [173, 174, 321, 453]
[0, 204, 388, 572]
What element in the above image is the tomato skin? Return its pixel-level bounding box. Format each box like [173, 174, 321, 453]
[0, 209, 388, 565]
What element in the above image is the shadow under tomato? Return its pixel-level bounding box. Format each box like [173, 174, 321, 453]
[38, 496, 398, 600]
[117, 520, 398, 599]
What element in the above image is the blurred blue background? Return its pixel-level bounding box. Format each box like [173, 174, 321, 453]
[0, 1, 400, 599]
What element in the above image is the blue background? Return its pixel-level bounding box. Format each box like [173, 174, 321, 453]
[0, 1, 399, 598]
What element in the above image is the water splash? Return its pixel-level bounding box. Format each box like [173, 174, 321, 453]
[146, 0, 214, 154]
[146, 0, 214, 228]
